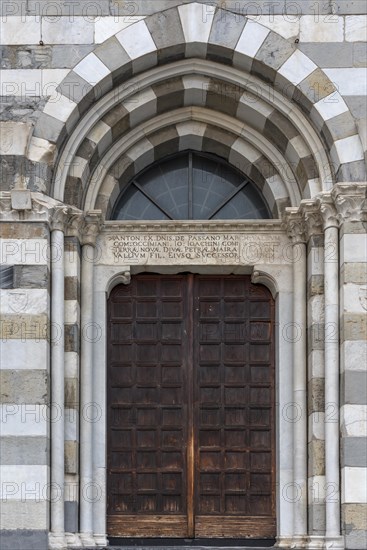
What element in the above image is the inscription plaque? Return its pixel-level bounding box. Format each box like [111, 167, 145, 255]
[99, 231, 288, 266]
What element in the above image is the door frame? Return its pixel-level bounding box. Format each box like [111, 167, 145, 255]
[105, 273, 277, 538]
[90, 258, 294, 546]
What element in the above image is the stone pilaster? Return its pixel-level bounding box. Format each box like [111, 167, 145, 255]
[301, 202, 326, 544]
[333, 184, 367, 550]
[79, 211, 103, 548]
[64, 209, 83, 547]
[285, 209, 308, 548]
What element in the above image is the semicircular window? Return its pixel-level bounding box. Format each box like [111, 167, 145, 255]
[111, 152, 271, 220]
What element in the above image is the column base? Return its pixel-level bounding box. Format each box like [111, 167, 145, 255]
[79, 533, 96, 547]
[49, 532, 68, 550]
[94, 534, 108, 547]
[65, 533, 83, 548]
[276, 536, 294, 548]
[290, 535, 309, 548]
[307, 536, 326, 549]
[325, 536, 345, 549]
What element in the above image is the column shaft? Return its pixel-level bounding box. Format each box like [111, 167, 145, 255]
[293, 241, 308, 538]
[324, 225, 341, 537]
[50, 228, 65, 542]
[80, 244, 95, 545]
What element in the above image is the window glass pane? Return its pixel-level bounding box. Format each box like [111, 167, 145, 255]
[111, 152, 271, 221]
[192, 155, 243, 219]
[212, 186, 269, 220]
[114, 187, 169, 220]
[139, 156, 189, 219]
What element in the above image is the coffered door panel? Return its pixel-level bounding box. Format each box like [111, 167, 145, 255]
[193, 276, 275, 538]
[107, 275, 190, 537]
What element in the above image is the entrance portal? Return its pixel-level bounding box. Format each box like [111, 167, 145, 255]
[107, 274, 275, 538]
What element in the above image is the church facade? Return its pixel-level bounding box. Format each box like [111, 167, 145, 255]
[0, 2, 366, 549]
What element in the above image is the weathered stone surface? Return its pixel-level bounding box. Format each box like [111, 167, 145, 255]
[253, 32, 295, 83]
[344, 530, 367, 550]
[341, 263, 367, 284]
[0, 122, 32, 156]
[51, 44, 94, 69]
[13, 266, 49, 289]
[0, 500, 48, 530]
[0, 314, 49, 340]
[65, 323, 79, 353]
[65, 377, 78, 408]
[343, 503, 367, 530]
[342, 371, 367, 404]
[308, 324, 325, 350]
[0, 370, 48, 403]
[341, 437, 367, 467]
[0, 223, 48, 239]
[0, 436, 48, 465]
[308, 439, 325, 476]
[0, 530, 48, 550]
[337, 160, 367, 183]
[308, 502, 326, 534]
[65, 440, 78, 475]
[308, 378, 325, 412]
[308, 275, 324, 296]
[146, 7, 185, 55]
[64, 500, 78, 533]
[341, 313, 367, 341]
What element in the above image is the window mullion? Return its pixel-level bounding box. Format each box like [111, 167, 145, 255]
[132, 180, 174, 220]
[207, 180, 249, 220]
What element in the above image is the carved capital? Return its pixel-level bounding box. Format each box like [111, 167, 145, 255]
[80, 210, 103, 247]
[300, 201, 323, 239]
[50, 206, 69, 232]
[284, 209, 307, 244]
[65, 208, 84, 238]
[332, 183, 367, 223]
[318, 197, 339, 229]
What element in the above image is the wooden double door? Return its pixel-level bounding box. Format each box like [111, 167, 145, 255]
[107, 274, 275, 538]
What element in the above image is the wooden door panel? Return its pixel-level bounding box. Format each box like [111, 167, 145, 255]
[107, 274, 275, 539]
[107, 276, 189, 537]
[194, 276, 275, 537]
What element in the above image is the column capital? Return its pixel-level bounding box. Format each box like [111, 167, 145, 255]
[80, 210, 103, 247]
[317, 195, 339, 230]
[331, 182, 367, 223]
[299, 200, 323, 240]
[284, 208, 307, 244]
[65, 208, 84, 238]
[50, 205, 70, 232]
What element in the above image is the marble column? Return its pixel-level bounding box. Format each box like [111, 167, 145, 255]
[79, 212, 102, 548]
[49, 207, 68, 550]
[286, 211, 308, 547]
